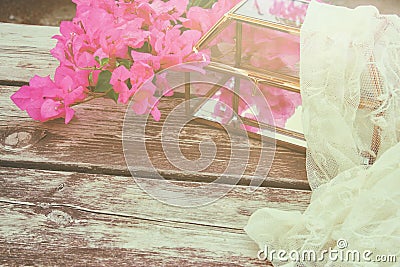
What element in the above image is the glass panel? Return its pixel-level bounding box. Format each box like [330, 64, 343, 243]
[204, 21, 237, 68]
[194, 87, 236, 125]
[257, 82, 302, 133]
[192, 68, 303, 142]
[239, 22, 300, 77]
[233, 0, 309, 28]
[203, 19, 301, 78]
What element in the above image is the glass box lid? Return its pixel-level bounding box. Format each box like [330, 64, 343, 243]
[195, 0, 311, 84]
[232, 0, 309, 31]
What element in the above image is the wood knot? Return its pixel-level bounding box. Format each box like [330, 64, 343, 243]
[46, 210, 74, 227]
[1, 129, 47, 151]
[5, 132, 31, 146]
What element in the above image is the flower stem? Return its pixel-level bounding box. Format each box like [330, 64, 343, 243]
[71, 88, 115, 107]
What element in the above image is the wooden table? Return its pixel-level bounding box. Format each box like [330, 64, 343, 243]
[0, 23, 311, 266]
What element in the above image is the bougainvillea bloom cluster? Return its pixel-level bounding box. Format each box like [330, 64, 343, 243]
[11, 0, 316, 126]
[12, 0, 209, 123]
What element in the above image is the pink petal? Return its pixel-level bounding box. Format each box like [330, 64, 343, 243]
[151, 107, 161, 122]
[60, 75, 75, 92]
[111, 66, 131, 85]
[114, 81, 129, 95]
[30, 75, 54, 89]
[11, 86, 32, 110]
[132, 100, 148, 115]
[41, 99, 63, 120]
[65, 107, 75, 124]
[26, 100, 44, 121]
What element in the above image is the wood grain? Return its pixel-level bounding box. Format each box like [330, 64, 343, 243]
[0, 22, 308, 189]
[0, 204, 264, 267]
[0, 167, 311, 266]
[0, 85, 308, 189]
[0, 23, 59, 84]
[0, 22, 311, 266]
[0, 167, 310, 230]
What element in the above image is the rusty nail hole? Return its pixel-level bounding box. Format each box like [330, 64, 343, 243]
[57, 183, 65, 192]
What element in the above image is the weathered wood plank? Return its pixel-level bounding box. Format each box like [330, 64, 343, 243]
[0, 167, 311, 266]
[0, 204, 264, 266]
[0, 22, 308, 188]
[0, 86, 308, 189]
[0, 23, 59, 84]
[0, 18, 310, 267]
[0, 167, 310, 230]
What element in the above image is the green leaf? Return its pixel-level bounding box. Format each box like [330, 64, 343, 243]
[95, 56, 110, 67]
[117, 58, 133, 69]
[94, 70, 112, 93]
[134, 41, 152, 54]
[126, 79, 133, 90]
[188, 0, 217, 8]
[106, 90, 119, 103]
[100, 58, 110, 67]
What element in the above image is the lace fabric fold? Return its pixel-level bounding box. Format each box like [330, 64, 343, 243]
[245, 1, 400, 266]
[301, 1, 400, 189]
[246, 142, 400, 267]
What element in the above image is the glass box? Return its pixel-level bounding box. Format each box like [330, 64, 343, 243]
[184, 0, 385, 160]
[186, 0, 308, 152]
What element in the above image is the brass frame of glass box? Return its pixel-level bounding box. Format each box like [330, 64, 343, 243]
[185, 0, 383, 161]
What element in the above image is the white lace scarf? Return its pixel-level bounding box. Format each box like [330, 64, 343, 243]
[245, 2, 400, 267]
[301, 1, 400, 189]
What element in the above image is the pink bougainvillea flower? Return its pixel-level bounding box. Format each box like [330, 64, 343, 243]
[11, 73, 85, 124]
[155, 72, 173, 97]
[183, 6, 212, 33]
[131, 50, 161, 72]
[44, 70, 86, 123]
[11, 76, 62, 121]
[184, 0, 242, 34]
[40, 99, 64, 121]
[110, 66, 132, 104]
[130, 62, 154, 91]
[132, 82, 161, 121]
[151, 0, 188, 20]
